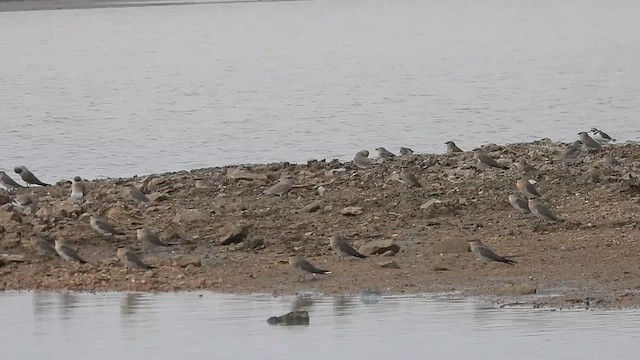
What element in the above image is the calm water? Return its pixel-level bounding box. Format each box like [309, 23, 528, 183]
[1, 291, 640, 359]
[1, 0, 640, 180]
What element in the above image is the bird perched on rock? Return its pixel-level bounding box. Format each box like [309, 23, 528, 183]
[557, 141, 582, 162]
[528, 198, 562, 223]
[90, 215, 125, 236]
[31, 236, 57, 257]
[70, 176, 87, 201]
[14, 166, 50, 186]
[0, 171, 23, 190]
[55, 240, 87, 263]
[578, 132, 602, 151]
[12, 193, 37, 209]
[137, 227, 175, 247]
[399, 168, 421, 187]
[516, 178, 542, 198]
[516, 159, 538, 174]
[289, 256, 331, 281]
[127, 184, 150, 203]
[329, 235, 367, 260]
[602, 154, 619, 167]
[508, 194, 530, 216]
[353, 150, 377, 169]
[468, 239, 517, 266]
[117, 248, 155, 269]
[399, 147, 414, 156]
[376, 147, 396, 159]
[589, 128, 615, 144]
[473, 148, 509, 169]
[445, 141, 464, 153]
[263, 173, 295, 196]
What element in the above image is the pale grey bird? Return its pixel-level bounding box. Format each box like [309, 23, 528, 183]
[31, 236, 57, 257]
[353, 150, 377, 169]
[289, 255, 331, 281]
[578, 132, 602, 151]
[445, 141, 464, 153]
[399, 168, 421, 187]
[528, 198, 561, 223]
[117, 248, 155, 269]
[516, 178, 542, 198]
[12, 193, 37, 209]
[0, 171, 23, 190]
[468, 239, 517, 265]
[375, 147, 396, 159]
[508, 194, 530, 216]
[516, 159, 538, 174]
[137, 227, 175, 247]
[70, 176, 87, 201]
[557, 141, 582, 162]
[329, 235, 367, 260]
[54, 240, 88, 263]
[90, 215, 125, 236]
[580, 166, 601, 184]
[399, 147, 414, 156]
[472, 148, 509, 169]
[127, 184, 150, 203]
[602, 154, 619, 167]
[590, 128, 615, 144]
[263, 174, 295, 196]
[14, 166, 50, 186]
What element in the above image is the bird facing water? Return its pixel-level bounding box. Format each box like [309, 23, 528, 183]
[445, 141, 464, 153]
[14, 166, 50, 186]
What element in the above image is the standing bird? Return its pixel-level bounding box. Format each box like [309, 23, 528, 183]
[578, 132, 602, 151]
[14, 166, 50, 186]
[54, 240, 88, 263]
[117, 248, 155, 269]
[137, 227, 175, 247]
[528, 198, 561, 223]
[468, 239, 517, 266]
[263, 174, 295, 196]
[12, 193, 38, 209]
[473, 148, 509, 169]
[289, 256, 331, 281]
[445, 141, 464, 153]
[127, 184, 150, 203]
[353, 150, 377, 169]
[90, 215, 125, 236]
[399, 147, 414, 156]
[589, 128, 616, 144]
[516, 178, 542, 198]
[375, 147, 396, 159]
[516, 159, 538, 174]
[70, 176, 87, 201]
[31, 236, 58, 257]
[602, 154, 619, 167]
[508, 194, 531, 216]
[399, 168, 421, 187]
[0, 171, 23, 190]
[329, 235, 367, 260]
[557, 141, 582, 162]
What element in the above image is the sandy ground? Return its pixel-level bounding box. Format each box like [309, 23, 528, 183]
[1, 140, 640, 309]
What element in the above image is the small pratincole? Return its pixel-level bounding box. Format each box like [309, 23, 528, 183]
[55, 240, 88, 263]
[353, 150, 377, 169]
[289, 256, 331, 281]
[263, 173, 295, 196]
[472, 148, 509, 169]
[375, 147, 396, 159]
[468, 239, 516, 266]
[14, 166, 50, 186]
[445, 141, 464, 153]
[117, 248, 155, 269]
[329, 235, 367, 260]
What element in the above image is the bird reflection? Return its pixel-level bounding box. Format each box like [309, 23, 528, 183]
[290, 295, 314, 311]
[58, 293, 79, 320]
[332, 296, 354, 316]
[120, 292, 144, 316]
[32, 291, 56, 316]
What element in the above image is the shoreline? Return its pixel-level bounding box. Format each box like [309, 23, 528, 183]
[2, 139, 640, 309]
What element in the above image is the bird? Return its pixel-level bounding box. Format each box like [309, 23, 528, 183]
[31, 236, 57, 257]
[90, 215, 125, 236]
[516, 159, 538, 174]
[117, 248, 155, 269]
[399, 147, 414, 156]
[263, 173, 295, 196]
[13, 166, 50, 186]
[329, 235, 367, 260]
[528, 198, 561, 223]
[473, 148, 509, 169]
[289, 256, 331, 281]
[468, 239, 517, 266]
[70, 176, 87, 201]
[580, 166, 601, 184]
[589, 128, 616, 144]
[0, 171, 23, 190]
[399, 168, 421, 187]
[137, 227, 175, 247]
[508, 194, 531, 216]
[557, 141, 582, 162]
[516, 178, 542, 198]
[353, 150, 377, 169]
[578, 132, 602, 151]
[12, 193, 37, 209]
[54, 240, 88, 263]
[375, 147, 396, 159]
[127, 184, 150, 203]
[445, 141, 464, 153]
[602, 154, 619, 167]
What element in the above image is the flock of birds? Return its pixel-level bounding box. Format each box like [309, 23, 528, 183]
[1, 127, 619, 281]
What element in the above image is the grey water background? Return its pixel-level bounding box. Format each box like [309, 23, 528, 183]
[1, 0, 639, 181]
[1, 291, 640, 359]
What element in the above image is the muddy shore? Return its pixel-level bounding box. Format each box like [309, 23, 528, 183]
[1, 140, 640, 309]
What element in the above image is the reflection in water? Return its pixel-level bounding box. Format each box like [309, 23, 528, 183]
[290, 295, 314, 312]
[120, 293, 144, 316]
[58, 293, 79, 319]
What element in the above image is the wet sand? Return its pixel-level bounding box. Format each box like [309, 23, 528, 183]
[1, 140, 640, 308]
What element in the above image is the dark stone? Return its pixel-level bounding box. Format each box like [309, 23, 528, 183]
[267, 311, 309, 326]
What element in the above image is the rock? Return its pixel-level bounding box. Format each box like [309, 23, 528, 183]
[359, 240, 400, 256]
[420, 198, 441, 210]
[55, 201, 84, 218]
[0, 208, 21, 224]
[341, 206, 363, 216]
[175, 256, 202, 268]
[148, 193, 169, 202]
[496, 283, 537, 296]
[172, 209, 207, 223]
[296, 200, 324, 214]
[431, 238, 469, 254]
[218, 224, 250, 245]
[227, 167, 268, 181]
[267, 311, 309, 326]
[0, 193, 10, 205]
[378, 260, 400, 269]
